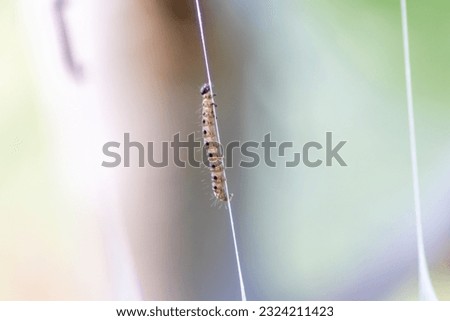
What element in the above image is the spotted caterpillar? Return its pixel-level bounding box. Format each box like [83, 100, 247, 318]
[200, 83, 230, 202]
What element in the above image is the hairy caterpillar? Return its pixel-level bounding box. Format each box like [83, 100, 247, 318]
[200, 83, 230, 202]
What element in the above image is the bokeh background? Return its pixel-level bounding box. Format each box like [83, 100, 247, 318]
[1, 0, 449, 300]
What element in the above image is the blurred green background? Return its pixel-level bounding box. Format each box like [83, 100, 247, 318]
[1, 0, 449, 300]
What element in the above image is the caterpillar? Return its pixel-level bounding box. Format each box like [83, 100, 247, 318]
[200, 83, 230, 202]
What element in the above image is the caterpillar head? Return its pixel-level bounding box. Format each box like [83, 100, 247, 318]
[200, 83, 211, 95]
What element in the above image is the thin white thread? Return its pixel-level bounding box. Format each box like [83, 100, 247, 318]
[400, 0, 437, 301]
[195, 0, 247, 301]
